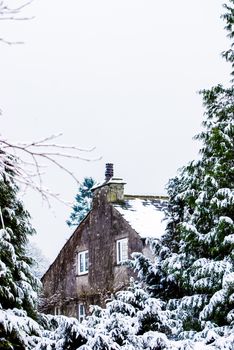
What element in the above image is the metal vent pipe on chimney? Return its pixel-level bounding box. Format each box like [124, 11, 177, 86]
[105, 163, 114, 181]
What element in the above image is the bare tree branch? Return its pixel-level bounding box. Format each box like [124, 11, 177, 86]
[0, 1, 101, 205]
[0, 134, 101, 205]
[0, 0, 34, 45]
[0, 0, 33, 20]
[0, 37, 23, 44]
[12, 133, 96, 152]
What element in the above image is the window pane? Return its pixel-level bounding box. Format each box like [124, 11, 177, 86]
[79, 253, 84, 273]
[117, 239, 128, 264]
[54, 306, 60, 315]
[121, 239, 128, 261]
[85, 252, 89, 272]
[78, 304, 85, 322]
[78, 251, 89, 275]
[80, 304, 84, 316]
[117, 241, 121, 263]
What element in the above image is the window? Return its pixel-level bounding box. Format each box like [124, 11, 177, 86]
[54, 306, 60, 315]
[78, 250, 89, 275]
[78, 303, 85, 323]
[116, 238, 128, 264]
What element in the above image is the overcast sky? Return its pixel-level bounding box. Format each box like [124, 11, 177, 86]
[0, 0, 230, 261]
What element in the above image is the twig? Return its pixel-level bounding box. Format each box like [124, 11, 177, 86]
[0, 0, 33, 45]
[0, 133, 101, 206]
[0, 37, 23, 45]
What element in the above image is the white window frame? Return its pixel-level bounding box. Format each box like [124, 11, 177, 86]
[78, 303, 85, 323]
[77, 250, 89, 275]
[116, 238, 128, 264]
[54, 306, 60, 315]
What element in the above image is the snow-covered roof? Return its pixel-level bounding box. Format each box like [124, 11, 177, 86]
[113, 196, 167, 239]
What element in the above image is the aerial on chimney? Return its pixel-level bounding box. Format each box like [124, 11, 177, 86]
[105, 163, 114, 181]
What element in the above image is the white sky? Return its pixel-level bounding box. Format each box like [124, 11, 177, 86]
[0, 0, 230, 261]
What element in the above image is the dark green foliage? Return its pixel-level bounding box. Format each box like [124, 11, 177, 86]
[154, 84, 234, 332]
[129, 0, 234, 338]
[0, 172, 42, 349]
[0, 176, 40, 318]
[0, 177, 35, 251]
[67, 177, 95, 227]
[222, 0, 234, 79]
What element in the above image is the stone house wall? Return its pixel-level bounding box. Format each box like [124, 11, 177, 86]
[41, 184, 146, 318]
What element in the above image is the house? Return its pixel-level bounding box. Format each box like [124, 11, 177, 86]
[40, 164, 167, 321]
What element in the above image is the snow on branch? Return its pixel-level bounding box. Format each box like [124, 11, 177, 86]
[0, 133, 101, 205]
[0, 206, 5, 229]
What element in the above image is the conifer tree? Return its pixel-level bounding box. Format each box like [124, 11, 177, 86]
[67, 177, 95, 227]
[130, 0, 234, 344]
[0, 175, 40, 316]
[84, 280, 176, 349]
[0, 171, 42, 348]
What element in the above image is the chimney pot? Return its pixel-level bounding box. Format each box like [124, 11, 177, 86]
[105, 163, 114, 181]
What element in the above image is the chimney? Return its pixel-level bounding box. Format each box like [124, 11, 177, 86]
[105, 163, 114, 181]
[92, 163, 126, 203]
[105, 163, 126, 202]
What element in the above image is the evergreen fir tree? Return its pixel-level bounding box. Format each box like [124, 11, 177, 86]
[67, 177, 95, 227]
[130, 1, 234, 345]
[84, 280, 176, 349]
[0, 175, 41, 317]
[0, 171, 42, 348]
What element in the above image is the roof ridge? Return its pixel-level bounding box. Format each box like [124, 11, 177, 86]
[124, 194, 168, 200]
